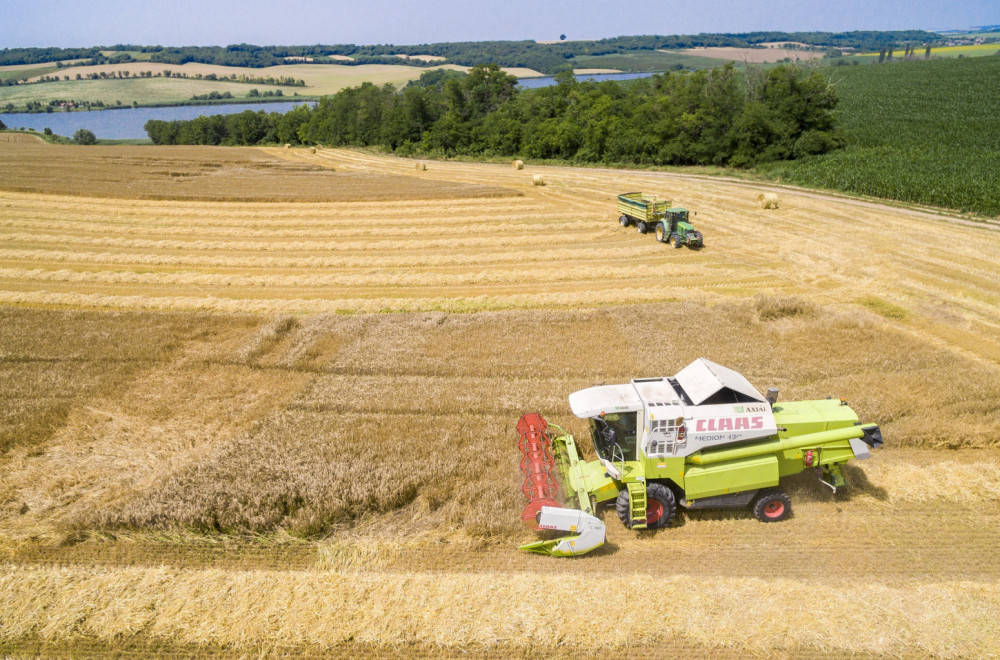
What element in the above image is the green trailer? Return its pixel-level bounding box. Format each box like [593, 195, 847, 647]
[617, 192, 703, 248]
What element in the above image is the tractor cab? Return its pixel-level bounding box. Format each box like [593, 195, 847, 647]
[664, 208, 703, 248]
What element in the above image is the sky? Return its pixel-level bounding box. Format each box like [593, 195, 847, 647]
[2, 0, 999, 48]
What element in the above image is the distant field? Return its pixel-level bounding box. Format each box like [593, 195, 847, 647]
[762, 55, 1000, 217]
[2, 62, 543, 110]
[855, 42, 1000, 58]
[0, 62, 62, 83]
[0, 76, 288, 108]
[571, 50, 723, 71]
[675, 46, 825, 62]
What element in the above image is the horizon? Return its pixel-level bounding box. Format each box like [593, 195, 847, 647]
[2, 0, 999, 49]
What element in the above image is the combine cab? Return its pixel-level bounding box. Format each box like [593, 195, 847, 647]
[518, 358, 882, 556]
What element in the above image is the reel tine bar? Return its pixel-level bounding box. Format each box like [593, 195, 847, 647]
[517, 412, 562, 529]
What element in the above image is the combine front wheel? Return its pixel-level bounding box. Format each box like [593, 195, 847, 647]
[645, 483, 676, 529]
[752, 489, 791, 522]
[616, 484, 676, 529]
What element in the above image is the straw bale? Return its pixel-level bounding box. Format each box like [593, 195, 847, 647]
[532, 175, 545, 186]
[511, 160, 524, 170]
[758, 192, 779, 209]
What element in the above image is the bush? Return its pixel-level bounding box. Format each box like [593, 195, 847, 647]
[73, 129, 97, 145]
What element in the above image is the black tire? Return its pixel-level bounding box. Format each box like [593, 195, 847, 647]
[615, 489, 632, 528]
[619, 214, 631, 227]
[673, 235, 683, 249]
[645, 482, 676, 529]
[637, 221, 648, 234]
[655, 222, 668, 243]
[752, 489, 792, 523]
[615, 484, 676, 529]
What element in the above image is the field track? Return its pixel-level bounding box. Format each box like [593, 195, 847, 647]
[1, 141, 999, 657]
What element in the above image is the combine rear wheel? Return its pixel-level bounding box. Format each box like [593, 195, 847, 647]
[752, 489, 791, 522]
[616, 484, 676, 529]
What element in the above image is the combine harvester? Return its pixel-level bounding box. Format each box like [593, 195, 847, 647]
[517, 358, 883, 556]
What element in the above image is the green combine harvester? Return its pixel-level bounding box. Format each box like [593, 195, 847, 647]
[617, 192, 703, 248]
[517, 358, 883, 556]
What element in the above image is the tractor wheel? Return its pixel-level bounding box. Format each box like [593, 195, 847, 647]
[645, 482, 676, 529]
[673, 235, 683, 249]
[655, 222, 668, 243]
[619, 214, 631, 227]
[637, 221, 648, 234]
[752, 489, 792, 523]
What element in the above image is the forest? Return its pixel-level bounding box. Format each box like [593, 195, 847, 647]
[144, 63, 841, 167]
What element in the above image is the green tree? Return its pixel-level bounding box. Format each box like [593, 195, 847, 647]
[73, 128, 97, 145]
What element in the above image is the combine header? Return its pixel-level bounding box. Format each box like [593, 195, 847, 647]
[518, 358, 883, 557]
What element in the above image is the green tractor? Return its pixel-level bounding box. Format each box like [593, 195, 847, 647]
[659, 207, 703, 248]
[617, 192, 703, 249]
[517, 358, 882, 556]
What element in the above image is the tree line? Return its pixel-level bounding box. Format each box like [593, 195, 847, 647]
[145, 63, 841, 168]
[1, 32, 942, 72]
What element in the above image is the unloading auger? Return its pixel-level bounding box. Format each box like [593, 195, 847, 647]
[517, 358, 883, 557]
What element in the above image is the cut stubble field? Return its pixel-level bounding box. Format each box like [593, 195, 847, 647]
[1, 141, 999, 657]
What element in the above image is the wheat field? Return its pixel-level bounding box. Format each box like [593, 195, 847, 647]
[1, 140, 999, 657]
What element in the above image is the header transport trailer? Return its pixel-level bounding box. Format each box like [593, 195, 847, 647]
[617, 192, 703, 248]
[517, 358, 882, 556]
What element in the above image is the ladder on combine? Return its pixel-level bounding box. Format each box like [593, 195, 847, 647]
[627, 482, 648, 530]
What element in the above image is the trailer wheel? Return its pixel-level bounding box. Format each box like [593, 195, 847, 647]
[637, 221, 648, 234]
[645, 482, 676, 529]
[655, 222, 668, 243]
[619, 214, 631, 227]
[752, 489, 791, 522]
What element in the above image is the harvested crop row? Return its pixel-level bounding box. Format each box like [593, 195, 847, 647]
[1, 565, 996, 657]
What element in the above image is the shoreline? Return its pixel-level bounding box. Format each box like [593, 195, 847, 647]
[1, 96, 320, 115]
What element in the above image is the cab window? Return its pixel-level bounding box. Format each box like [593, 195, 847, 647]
[589, 412, 638, 461]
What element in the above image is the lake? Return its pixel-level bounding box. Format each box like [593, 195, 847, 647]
[0, 72, 659, 141]
[518, 71, 658, 89]
[1, 101, 315, 141]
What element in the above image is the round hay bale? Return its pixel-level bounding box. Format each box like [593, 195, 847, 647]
[310, 147, 317, 154]
[511, 159, 524, 170]
[532, 175, 545, 186]
[284, 143, 291, 149]
[415, 161, 426, 171]
[316, 144, 323, 149]
[758, 192, 779, 209]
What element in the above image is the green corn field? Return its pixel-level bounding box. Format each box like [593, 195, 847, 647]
[762, 55, 1000, 217]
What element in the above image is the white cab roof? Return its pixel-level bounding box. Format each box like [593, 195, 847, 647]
[569, 384, 641, 418]
[674, 358, 766, 405]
